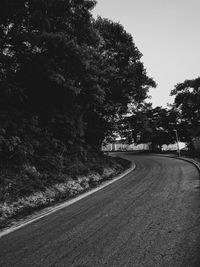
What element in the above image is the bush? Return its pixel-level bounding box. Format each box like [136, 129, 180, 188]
[38, 155, 65, 173]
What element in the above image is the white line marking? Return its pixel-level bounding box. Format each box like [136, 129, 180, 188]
[0, 163, 136, 238]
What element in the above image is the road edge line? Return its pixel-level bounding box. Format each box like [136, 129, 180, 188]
[0, 161, 136, 239]
[175, 157, 200, 174]
[150, 153, 200, 175]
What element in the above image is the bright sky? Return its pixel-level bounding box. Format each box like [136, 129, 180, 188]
[92, 0, 200, 107]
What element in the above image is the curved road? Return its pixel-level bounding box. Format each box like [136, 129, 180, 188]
[0, 154, 200, 267]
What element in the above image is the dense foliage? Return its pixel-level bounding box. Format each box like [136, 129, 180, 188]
[171, 77, 200, 152]
[0, 0, 156, 168]
[120, 104, 177, 151]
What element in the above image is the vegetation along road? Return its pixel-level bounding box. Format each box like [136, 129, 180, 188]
[0, 154, 200, 267]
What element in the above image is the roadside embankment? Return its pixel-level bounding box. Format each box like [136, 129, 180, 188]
[0, 153, 131, 230]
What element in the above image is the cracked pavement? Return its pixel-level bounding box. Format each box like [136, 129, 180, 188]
[0, 153, 200, 267]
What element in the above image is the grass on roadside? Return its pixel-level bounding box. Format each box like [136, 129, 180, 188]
[0, 153, 131, 230]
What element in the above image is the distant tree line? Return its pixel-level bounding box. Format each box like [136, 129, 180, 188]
[0, 0, 156, 167]
[121, 76, 200, 155]
[117, 103, 177, 151]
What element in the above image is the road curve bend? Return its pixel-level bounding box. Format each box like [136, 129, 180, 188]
[0, 154, 200, 267]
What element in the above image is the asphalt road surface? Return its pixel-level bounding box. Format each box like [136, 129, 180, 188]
[0, 154, 200, 267]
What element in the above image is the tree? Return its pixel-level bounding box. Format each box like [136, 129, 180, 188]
[171, 77, 200, 153]
[121, 104, 177, 151]
[0, 0, 156, 167]
[84, 18, 156, 149]
[0, 0, 99, 163]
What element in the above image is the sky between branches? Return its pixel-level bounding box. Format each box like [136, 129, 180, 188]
[92, 0, 200, 107]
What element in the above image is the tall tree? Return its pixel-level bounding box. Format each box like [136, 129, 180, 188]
[171, 77, 200, 152]
[0, 0, 99, 163]
[0, 0, 156, 166]
[84, 18, 156, 149]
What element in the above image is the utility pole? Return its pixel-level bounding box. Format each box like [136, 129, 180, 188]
[174, 129, 180, 157]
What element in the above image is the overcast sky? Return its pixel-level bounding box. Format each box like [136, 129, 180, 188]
[92, 0, 200, 107]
